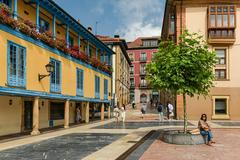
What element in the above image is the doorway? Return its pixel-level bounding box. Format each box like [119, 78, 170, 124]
[24, 101, 33, 130]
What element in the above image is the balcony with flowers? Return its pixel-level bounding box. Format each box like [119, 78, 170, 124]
[0, 3, 112, 75]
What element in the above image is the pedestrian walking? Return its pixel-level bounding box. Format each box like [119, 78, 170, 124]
[113, 106, 120, 123]
[167, 101, 174, 121]
[121, 104, 126, 122]
[75, 107, 81, 123]
[157, 102, 164, 121]
[141, 103, 147, 119]
[132, 100, 135, 109]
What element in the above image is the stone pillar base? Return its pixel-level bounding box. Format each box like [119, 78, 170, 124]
[101, 103, 105, 121]
[108, 106, 111, 119]
[64, 125, 69, 129]
[31, 130, 40, 136]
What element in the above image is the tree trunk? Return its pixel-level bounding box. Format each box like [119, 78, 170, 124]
[183, 93, 187, 134]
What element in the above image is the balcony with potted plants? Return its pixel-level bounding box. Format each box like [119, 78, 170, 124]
[0, 3, 113, 75]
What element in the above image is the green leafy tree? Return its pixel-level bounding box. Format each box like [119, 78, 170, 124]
[146, 30, 216, 133]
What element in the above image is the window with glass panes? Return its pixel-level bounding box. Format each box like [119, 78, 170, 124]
[140, 52, 146, 61]
[215, 99, 227, 114]
[140, 77, 147, 86]
[39, 18, 49, 33]
[8, 42, 26, 87]
[0, 0, 11, 7]
[104, 79, 108, 99]
[209, 5, 235, 28]
[130, 78, 134, 86]
[169, 14, 175, 34]
[69, 36, 74, 48]
[215, 69, 226, 80]
[129, 53, 134, 61]
[130, 66, 134, 74]
[95, 75, 100, 98]
[50, 59, 61, 93]
[208, 5, 236, 39]
[76, 68, 84, 96]
[140, 64, 146, 74]
[215, 49, 226, 65]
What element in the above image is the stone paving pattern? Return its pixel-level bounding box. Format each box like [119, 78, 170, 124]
[140, 129, 240, 160]
[0, 104, 240, 160]
[0, 133, 125, 160]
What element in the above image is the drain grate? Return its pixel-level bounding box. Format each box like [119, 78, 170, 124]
[127, 141, 138, 143]
[116, 130, 156, 160]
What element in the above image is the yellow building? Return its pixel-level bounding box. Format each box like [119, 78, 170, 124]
[162, 0, 240, 120]
[97, 35, 131, 107]
[0, 0, 113, 136]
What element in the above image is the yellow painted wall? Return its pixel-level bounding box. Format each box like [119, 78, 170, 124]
[18, 1, 36, 23]
[39, 99, 49, 129]
[69, 102, 76, 124]
[56, 23, 66, 40]
[0, 29, 111, 100]
[0, 96, 22, 136]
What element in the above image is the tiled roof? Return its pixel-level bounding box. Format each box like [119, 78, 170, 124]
[127, 36, 160, 49]
[96, 35, 122, 42]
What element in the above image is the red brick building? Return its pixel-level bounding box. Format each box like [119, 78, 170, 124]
[127, 37, 160, 104]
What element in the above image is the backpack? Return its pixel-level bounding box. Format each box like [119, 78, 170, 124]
[157, 105, 163, 112]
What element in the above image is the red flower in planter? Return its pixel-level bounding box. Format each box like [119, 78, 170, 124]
[30, 29, 41, 39]
[90, 56, 101, 68]
[18, 22, 32, 36]
[0, 3, 11, 17]
[44, 31, 53, 38]
[79, 52, 89, 62]
[70, 45, 79, 52]
[56, 38, 67, 49]
[3, 16, 18, 29]
[24, 19, 36, 29]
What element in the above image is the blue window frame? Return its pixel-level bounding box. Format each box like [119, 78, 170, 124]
[0, 0, 11, 7]
[39, 18, 49, 33]
[7, 41, 26, 87]
[104, 79, 108, 99]
[50, 58, 61, 93]
[95, 75, 100, 99]
[76, 68, 84, 96]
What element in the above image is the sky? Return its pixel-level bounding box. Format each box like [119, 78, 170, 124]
[54, 0, 165, 42]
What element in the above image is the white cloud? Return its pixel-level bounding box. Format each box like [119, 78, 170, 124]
[116, 22, 161, 42]
[90, 3, 104, 15]
[111, 0, 164, 41]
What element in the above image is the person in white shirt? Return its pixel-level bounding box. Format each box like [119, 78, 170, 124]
[113, 106, 120, 123]
[167, 102, 174, 121]
[121, 104, 126, 122]
[141, 103, 147, 119]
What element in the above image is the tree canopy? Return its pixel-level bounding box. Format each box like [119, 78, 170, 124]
[146, 30, 216, 97]
[146, 30, 217, 133]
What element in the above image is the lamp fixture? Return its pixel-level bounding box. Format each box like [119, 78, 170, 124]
[38, 62, 54, 81]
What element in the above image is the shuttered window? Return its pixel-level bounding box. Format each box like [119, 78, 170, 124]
[8, 42, 26, 87]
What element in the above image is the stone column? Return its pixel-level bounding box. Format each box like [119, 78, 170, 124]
[85, 102, 89, 123]
[13, 0, 18, 20]
[101, 103, 105, 121]
[36, 1, 40, 31]
[64, 100, 70, 128]
[31, 97, 40, 135]
[108, 105, 111, 119]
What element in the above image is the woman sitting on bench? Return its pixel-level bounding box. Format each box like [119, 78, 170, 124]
[198, 114, 216, 146]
